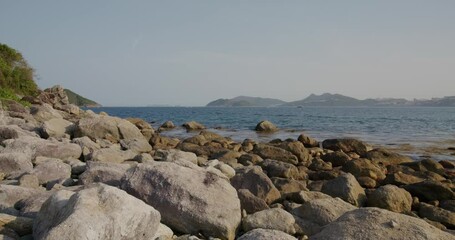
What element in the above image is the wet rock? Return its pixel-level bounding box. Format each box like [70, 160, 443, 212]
[242, 208, 296, 235]
[255, 120, 278, 132]
[121, 162, 241, 240]
[238, 229, 296, 240]
[321, 173, 366, 207]
[231, 166, 281, 204]
[419, 203, 455, 228]
[322, 138, 369, 155]
[367, 185, 413, 213]
[440, 160, 455, 169]
[321, 151, 351, 167]
[363, 148, 413, 166]
[253, 144, 298, 165]
[403, 180, 455, 202]
[182, 121, 205, 131]
[298, 133, 319, 148]
[34, 184, 161, 240]
[311, 208, 454, 240]
[237, 189, 269, 214]
[160, 120, 175, 130]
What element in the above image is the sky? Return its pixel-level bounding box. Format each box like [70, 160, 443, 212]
[1, 1, 455, 106]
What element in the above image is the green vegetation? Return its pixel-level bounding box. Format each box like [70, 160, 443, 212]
[64, 89, 100, 107]
[0, 43, 38, 105]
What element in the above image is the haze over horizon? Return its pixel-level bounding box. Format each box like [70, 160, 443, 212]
[1, 1, 455, 106]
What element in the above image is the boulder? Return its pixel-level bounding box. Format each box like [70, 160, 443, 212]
[440, 200, 455, 212]
[322, 138, 369, 155]
[321, 173, 366, 207]
[31, 158, 71, 186]
[383, 172, 424, 186]
[160, 120, 175, 129]
[33, 184, 161, 240]
[119, 138, 153, 153]
[292, 197, 357, 226]
[242, 208, 296, 235]
[401, 159, 446, 176]
[231, 166, 281, 204]
[2, 136, 81, 160]
[0, 185, 42, 210]
[0, 213, 33, 236]
[154, 149, 198, 165]
[211, 150, 241, 166]
[150, 134, 180, 149]
[0, 125, 39, 143]
[121, 162, 241, 240]
[272, 178, 308, 195]
[14, 191, 54, 218]
[238, 154, 263, 166]
[255, 120, 278, 132]
[259, 159, 302, 179]
[321, 151, 351, 167]
[74, 115, 144, 142]
[79, 161, 132, 187]
[287, 191, 332, 204]
[276, 141, 311, 164]
[126, 117, 155, 140]
[403, 180, 455, 202]
[253, 144, 298, 165]
[363, 148, 413, 166]
[41, 118, 74, 138]
[71, 136, 101, 160]
[308, 158, 333, 171]
[237, 189, 269, 214]
[298, 133, 319, 148]
[89, 147, 137, 163]
[0, 153, 33, 179]
[310, 208, 455, 240]
[342, 158, 386, 181]
[30, 104, 63, 123]
[152, 223, 174, 240]
[238, 229, 296, 240]
[182, 121, 205, 131]
[35, 85, 69, 108]
[18, 174, 40, 189]
[367, 185, 412, 213]
[419, 203, 455, 228]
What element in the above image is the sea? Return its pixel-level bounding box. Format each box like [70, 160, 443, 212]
[88, 106, 455, 161]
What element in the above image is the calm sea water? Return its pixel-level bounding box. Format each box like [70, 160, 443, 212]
[88, 107, 455, 160]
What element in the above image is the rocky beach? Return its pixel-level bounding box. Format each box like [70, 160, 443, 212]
[1, 86, 455, 240]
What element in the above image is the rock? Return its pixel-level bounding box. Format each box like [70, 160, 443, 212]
[310, 208, 455, 240]
[357, 176, 377, 188]
[367, 185, 413, 213]
[440, 200, 455, 212]
[205, 160, 236, 179]
[286, 191, 332, 204]
[18, 174, 39, 189]
[401, 159, 446, 176]
[237, 189, 269, 214]
[31, 158, 71, 186]
[238, 154, 263, 166]
[253, 144, 298, 165]
[293, 215, 323, 236]
[74, 115, 144, 142]
[71, 136, 101, 160]
[79, 161, 132, 187]
[41, 118, 74, 139]
[60, 104, 80, 115]
[0, 185, 42, 210]
[14, 191, 54, 218]
[259, 159, 302, 179]
[121, 162, 241, 240]
[231, 166, 281, 204]
[321, 151, 351, 167]
[30, 104, 63, 123]
[255, 120, 278, 132]
[242, 208, 296, 235]
[419, 203, 455, 228]
[341, 158, 386, 181]
[238, 229, 297, 240]
[0, 125, 39, 143]
[182, 121, 205, 131]
[211, 150, 241, 166]
[321, 173, 366, 207]
[363, 148, 413, 166]
[160, 120, 175, 130]
[292, 197, 357, 226]
[0, 213, 33, 236]
[308, 158, 333, 171]
[440, 160, 455, 169]
[150, 134, 180, 149]
[183, 135, 207, 146]
[322, 138, 369, 155]
[154, 149, 198, 165]
[383, 172, 424, 186]
[133, 153, 154, 163]
[272, 178, 308, 195]
[120, 138, 153, 153]
[33, 184, 161, 240]
[403, 180, 455, 202]
[276, 141, 311, 164]
[126, 117, 155, 140]
[0, 153, 33, 179]
[35, 85, 69, 108]
[89, 147, 137, 163]
[298, 133, 319, 148]
[152, 223, 174, 240]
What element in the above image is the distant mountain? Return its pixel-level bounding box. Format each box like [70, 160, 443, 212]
[64, 89, 101, 107]
[207, 96, 286, 107]
[206, 94, 455, 107]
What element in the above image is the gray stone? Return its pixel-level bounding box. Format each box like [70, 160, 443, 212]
[79, 161, 132, 187]
[238, 229, 296, 240]
[322, 138, 370, 155]
[154, 149, 198, 165]
[41, 118, 74, 138]
[231, 166, 281, 204]
[242, 208, 296, 235]
[31, 158, 71, 186]
[292, 197, 357, 226]
[0, 153, 33, 179]
[255, 120, 278, 132]
[367, 185, 412, 213]
[419, 203, 455, 228]
[253, 144, 298, 165]
[120, 138, 153, 153]
[89, 147, 137, 163]
[182, 121, 205, 131]
[321, 173, 366, 207]
[237, 189, 269, 214]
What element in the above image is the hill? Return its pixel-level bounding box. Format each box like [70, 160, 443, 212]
[284, 93, 363, 107]
[64, 89, 101, 107]
[207, 96, 286, 107]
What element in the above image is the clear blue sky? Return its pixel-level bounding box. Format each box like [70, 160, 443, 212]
[1, 1, 454, 106]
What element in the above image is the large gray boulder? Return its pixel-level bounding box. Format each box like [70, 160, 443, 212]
[322, 138, 370, 155]
[367, 185, 412, 213]
[292, 197, 357, 227]
[154, 149, 198, 165]
[79, 161, 133, 187]
[89, 147, 137, 163]
[2, 136, 81, 160]
[74, 115, 144, 142]
[41, 118, 74, 138]
[71, 136, 101, 160]
[310, 208, 454, 240]
[255, 120, 278, 132]
[33, 184, 161, 240]
[321, 173, 366, 207]
[0, 125, 39, 143]
[121, 162, 241, 240]
[238, 229, 296, 240]
[237, 189, 269, 214]
[403, 180, 455, 202]
[31, 158, 71, 185]
[253, 144, 298, 165]
[231, 166, 281, 204]
[30, 104, 63, 123]
[119, 138, 152, 153]
[259, 159, 302, 179]
[419, 203, 455, 228]
[0, 152, 33, 179]
[242, 208, 296, 235]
